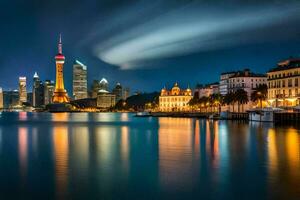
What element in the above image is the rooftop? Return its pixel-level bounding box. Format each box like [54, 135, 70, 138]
[268, 58, 300, 73]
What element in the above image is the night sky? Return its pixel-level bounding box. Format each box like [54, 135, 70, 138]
[1, 0, 300, 94]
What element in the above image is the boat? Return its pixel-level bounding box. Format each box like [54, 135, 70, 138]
[248, 107, 283, 122]
[135, 111, 151, 117]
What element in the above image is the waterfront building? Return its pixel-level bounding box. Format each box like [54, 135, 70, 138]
[99, 78, 109, 91]
[0, 88, 3, 109]
[32, 72, 44, 107]
[112, 83, 122, 102]
[159, 83, 192, 112]
[194, 82, 219, 98]
[123, 87, 130, 100]
[267, 58, 300, 107]
[52, 34, 69, 103]
[73, 60, 87, 100]
[91, 80, 100, 98]
[219, 72, 236, 96]
[228, 69, 267, 98]
[97, 89, 116, 109]
[3, 90, 19, 108]
[19, 77, 27, 105]
[44, 80, 55, 105]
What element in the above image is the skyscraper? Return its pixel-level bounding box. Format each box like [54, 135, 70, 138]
[44, 80, 55, 105]
[91, 80, 100, 98]
[19, 77, 27, 105]
[99, 78, 109, 91]
[52, 34, 69, 103]
[73, 60, 87, 100]
[32, 72, 44, 107]
[112, 83, 122, 102]
[122, 87, 130, 100]
[0, 87, 3, 109]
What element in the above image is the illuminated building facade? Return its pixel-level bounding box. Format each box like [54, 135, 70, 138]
[19, 77, 27, 105]
[52, 35, 69, 103]
[112, 83, 122, 102]
[194, 82, 219, 98]
[219, 72, 236, 96]
[32, 72, 44, 107]
[91, 80, 100, 98]
[0, 87, 3, 109]
[97, 89, 116, 109]
[44, 80, 54, 105]
[99, 78, 109, 91]
[267, 58, 300, 107]
[73, 60, 87, 100]
[159, 83, 192, 112]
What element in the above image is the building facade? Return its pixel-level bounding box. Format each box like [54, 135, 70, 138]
[73, 60, 87, 100]
[97, 89, 116, 109]
[19, 77, 27, 105]
[44, 80, 55, 105]
[32, 72, 44, 107]
[99, 78, 109, 91]
[3, 90, 19, 109]
[267, 58, 300, 107]
[159, 83, 192, 112]
[0, 87, 3, 109]
[194, 82, 219, 98]
[228, 69, 267, 98]
[122, 87, 130, 100]
[91, 80, 101, 98]
[112, 83, 122, 102]
[219, 72, 236, 96]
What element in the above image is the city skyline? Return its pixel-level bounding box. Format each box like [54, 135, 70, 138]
[1, 0, 300, 93]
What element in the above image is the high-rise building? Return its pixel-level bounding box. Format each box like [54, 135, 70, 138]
[112, 83, 122, 102]
[122, 87, 130, 100]
[73, 60, 87, 100]
[52, 34, 69, 103]
[27, 92, 33, 106]
[99, 78, 109, 91]
[3, 90, 19, 109]
[19, 77, 27, 105]
[91, 80, 101, 98]
[0, 87, 3, 109]
[44, 80, 55, 105]
[32, 72, 44, 107]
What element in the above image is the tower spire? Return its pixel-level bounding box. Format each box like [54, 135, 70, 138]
[58, 34, 62, 54]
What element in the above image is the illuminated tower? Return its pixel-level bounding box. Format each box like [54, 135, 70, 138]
[52, 34, 69, 103]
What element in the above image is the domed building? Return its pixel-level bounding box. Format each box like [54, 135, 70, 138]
[159, 83, 193, 112]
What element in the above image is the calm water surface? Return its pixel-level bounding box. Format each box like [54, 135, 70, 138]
[0, 112, 300, 199]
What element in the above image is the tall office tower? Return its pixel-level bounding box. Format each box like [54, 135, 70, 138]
[0, 87, 3, 109]
[112, 83, 122, 102]
[3, 90, 19, 108]
[91, 80, 100, 98]
[52, 34, 69, 103]
[99, 78, 109, 91]
[73, 60, 87, 100]
[32, 72, 44, 107]
[44, 80, 55, 105]
[122, 87, 130, 100]
[19, 77, 27, 105]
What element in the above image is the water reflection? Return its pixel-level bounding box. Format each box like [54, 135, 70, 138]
[53, 126, 69, 198]
[18, 127, 28, 179]
[0, 113, 300, 199]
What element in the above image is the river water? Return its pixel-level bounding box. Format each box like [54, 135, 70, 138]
[0, 112, 299, 199]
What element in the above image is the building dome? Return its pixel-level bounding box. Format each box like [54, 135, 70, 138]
[55, 54, 65, 60]
[98, 89, 109, 94]
[171, 83, 180, 95]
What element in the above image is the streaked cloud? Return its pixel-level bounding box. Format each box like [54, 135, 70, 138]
[85, 1, 300, 69]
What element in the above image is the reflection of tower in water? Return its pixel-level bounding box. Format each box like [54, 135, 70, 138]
[53, 126, 69, 198]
